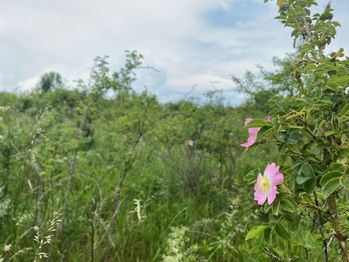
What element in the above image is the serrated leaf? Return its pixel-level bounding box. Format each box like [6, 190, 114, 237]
[281, 199, 296, 213]
[245, 225, 269, 240]
[322, 178, 341, 198]
[320, 171, 342, 187]
[275, 223, 290, 240]
[272, 201, 281, 216]
[244, 169, 259, 184]
[296, 163, 315, 184]
[283, 212, 297, 223]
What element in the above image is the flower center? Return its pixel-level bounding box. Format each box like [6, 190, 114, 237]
[260, 176, 271, 192]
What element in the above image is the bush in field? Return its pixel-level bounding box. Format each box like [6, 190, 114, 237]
[0, 48, 260, 260]
[243, 1, 349, 261]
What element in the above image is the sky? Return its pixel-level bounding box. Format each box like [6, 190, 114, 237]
[0, 0, 348, 105]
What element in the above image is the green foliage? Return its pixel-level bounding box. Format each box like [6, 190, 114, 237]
[38, 72, 64, 93]
[0, 51, 272, 261]
[243, 0, 349, 261]
[1, 1, 348, 261]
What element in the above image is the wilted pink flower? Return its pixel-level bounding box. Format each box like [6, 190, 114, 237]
[240, 118, 260, 148]
[240, 117, 272, 148]
[254, 163, 284, 205]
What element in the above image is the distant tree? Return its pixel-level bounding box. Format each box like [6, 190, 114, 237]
[38, 72, 63, 93]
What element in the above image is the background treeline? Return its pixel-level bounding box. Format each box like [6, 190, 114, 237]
[0, 52, 326, 261]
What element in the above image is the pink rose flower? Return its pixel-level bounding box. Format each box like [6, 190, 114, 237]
[254, 163, 284, 205]
[240, 117, 272, 148]
[240, 118, 260, 148]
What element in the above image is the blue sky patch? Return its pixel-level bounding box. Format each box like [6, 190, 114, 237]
[205, 0, 266, 28]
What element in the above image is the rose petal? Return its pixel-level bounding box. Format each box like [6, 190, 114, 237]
[254, 174, 262, 189]
[241, 127, 260, 148]
[267, 186, 278, 205]
[264, 163, 278, 176]
[271, 172, 284, 186]
[265, 163, 284, 185]
[254, 189, 267, 205]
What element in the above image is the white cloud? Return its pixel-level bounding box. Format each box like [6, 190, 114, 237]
[17, 76, 40, 93]
[0, 0, 348, 103]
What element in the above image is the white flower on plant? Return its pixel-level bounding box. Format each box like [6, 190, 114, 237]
[3, 244, 11, 253]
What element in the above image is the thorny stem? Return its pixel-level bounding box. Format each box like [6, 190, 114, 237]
[328, 193, 348, 262]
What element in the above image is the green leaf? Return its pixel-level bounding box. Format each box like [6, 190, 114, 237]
[329, 163, 343, 172]
[244, 169, 259, 184]
[285, 110, 305, 120]
[281, 199, 296, 213]
[331, 114, 339, 131]
[245, 225, 269, 240]
[320, 171, 342, 187]
[288, 125, 304, 129]
[264, 227, 272, 241]
[339, 103, 349, 116]
[257, 126, 273, 138]
[304, 178, 316, 194]
[325, 131, 336, 137]
[302, 163, 315, 177]
[296, 163, 315, 184]
[296, 176, 310, 184]
[328, 76, 349, 87]
[286, 130, 302, 144]
[275, 223, 290, 240]
[272, 200, 281, 216]
[322, 178, 341, 198]
[340, 176, 349, 190]
[263, 202, 273, 214]
[245, 119, 272, 128]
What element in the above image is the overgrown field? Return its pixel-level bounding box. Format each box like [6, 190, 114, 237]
[1, 0, 349, 261]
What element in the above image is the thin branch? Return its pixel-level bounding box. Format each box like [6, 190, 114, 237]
[313, 191, 329, 262]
